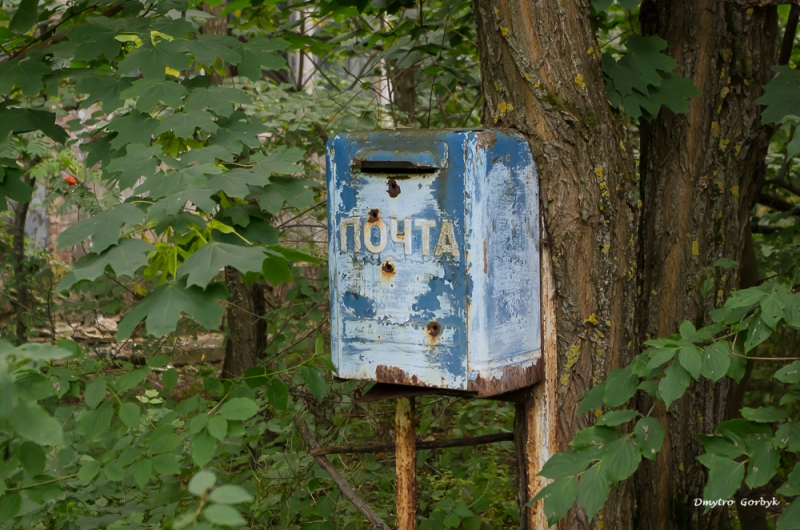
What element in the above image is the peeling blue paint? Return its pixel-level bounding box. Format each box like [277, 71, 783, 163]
[327, 130, 541, 395]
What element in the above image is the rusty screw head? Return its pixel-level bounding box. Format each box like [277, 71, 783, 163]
[368, 208, 380, 221]
[387, 179, 401, 198]
[382, 261, 395, 274]
[426, 321, 441, 337]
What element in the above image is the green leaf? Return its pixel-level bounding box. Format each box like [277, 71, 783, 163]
[602, 437, 641, 482]
[121, 78, 188, 110]
[577, 464, 609, 520]
[727, 353, 747, 383]
[0, 492, 21, 524]
[776, 421, 800, 452]
[262, 255, 293, 285]
[20, 442, 45, 475]
[745, 442, 778, 488]
[119, 39, 191, 79]
[114, 368, 149, 392]
[191, 433, 217, 467]
[185, 86, 251, 113]
[236, 37, 289, 82]
[137, 164, 220, 198]
[744, 317, 772, 352]
[58, 203, 145, 254]
[177, 242, 268, 288]
[203, 504, 247, 526]
[77, 459, 101, 481]
[678, 347, 702, 381]
[604, 368, 638, 408]
[539, 450, 594, 480]
[210, 114, 267, 151]
[760, 294, 784, 330]
[591, 0, 614, 11]
[785, 293, 800, 328]
[118, 402, 141, 429]
[208, 484, 254, 505]
[757, 66, 800, 124]
[189, 413, 210, 435]
[702, 454, 745, 502]
[645, 347, 678, 371]
[443, 512, 461, 528]
[571, 426, 622, 452]
[776, 498, 800, 530]
[84, 379, 107, 409]
[778, 462, 800, 496]
[0, 169, 34, 207]
[104, 461, 125, 482]
[9, 401, 64, 446]
[596, 410, 639, 427]
[530, 477, 576, 527]
[207, 168, 269, 197]
[153, 453, 181, 475]
[106, 111, 160, 149]
[58, 239, 154, 290]
[162, 368, 178, 392]
[118, 280, 227, 339]
[578, 384, 607, 415]
[267, 377, 289, 411]
[208, 415, 228, 441]
[701, 342, 731, 383]
[741, 406, 789, 423]
[183, 35, 242, 66]
[9, 0, 38, 34]
[218, 397, 259, 421]
[81, 402, 114, 439]
[71, 17, 126, 61]
[698, 435, 745, 459]
[132, 459, 152, 489]
[106, 144, 162, 189]
[155, 110, 218, 137]
[300, 366, 328, 401]
[189, 470, 217, 495]
[658, 362, 691, 408]
[249, 177, 316, 213]
[0, 107, 69, 143]
[634, 417, 665, 460]
[776, 361, 800, 383]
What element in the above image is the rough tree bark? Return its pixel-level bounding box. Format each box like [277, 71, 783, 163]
[473, 1, 638, 528]
[12, 175, 33, 344]
[636, 2, 778, 529]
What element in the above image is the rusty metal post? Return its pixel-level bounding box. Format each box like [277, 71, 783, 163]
[395, 397, 416, 530]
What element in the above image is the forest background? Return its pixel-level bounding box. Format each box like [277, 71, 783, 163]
[0, 0, 800, 529]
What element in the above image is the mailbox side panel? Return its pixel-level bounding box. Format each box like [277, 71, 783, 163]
[328, 131, 470, 390]
[465, 131, 542, 395]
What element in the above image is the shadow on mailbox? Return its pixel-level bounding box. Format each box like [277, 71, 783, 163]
[327, 129, 541, 398]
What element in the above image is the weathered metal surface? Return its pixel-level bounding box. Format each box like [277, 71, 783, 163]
[327, 129, 541, 397]
[395, 397, 416, 530]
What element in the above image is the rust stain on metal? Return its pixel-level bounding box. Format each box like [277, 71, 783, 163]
[395, 397, 417, 530]
[467, 361, 545, 397]
[381, 260, 396, 281]
[475, 131, 497, 150]
[483, 239, 488, 274]
[368, 208, 380, 222]
[425, 321, 441, 346]
[376, 365, 433, 387]
[387, 178, 401, 198]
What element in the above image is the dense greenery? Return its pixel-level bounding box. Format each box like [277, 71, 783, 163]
[0, 0, 799, 528]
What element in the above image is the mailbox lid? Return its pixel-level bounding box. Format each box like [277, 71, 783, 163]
[328, 130, 470, 390]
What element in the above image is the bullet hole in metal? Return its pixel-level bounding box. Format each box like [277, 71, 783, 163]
[382, 261, 395, 274]
[426, 321, 441, 337]
[369, 208, 380, 221]
[387, 179, 401, 198]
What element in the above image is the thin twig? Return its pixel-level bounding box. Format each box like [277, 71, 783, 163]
[294, 417, 392, 530]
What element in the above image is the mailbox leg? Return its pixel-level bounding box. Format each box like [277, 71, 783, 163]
[395, 397, 416, 530]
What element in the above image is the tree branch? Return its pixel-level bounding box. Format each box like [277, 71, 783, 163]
[310, 432, 514, 457]
[757, 192, 799, 214]
[294, 418, 392, 530]
[764, 178, 800, 196]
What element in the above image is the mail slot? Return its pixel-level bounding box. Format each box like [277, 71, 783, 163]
[326, 129, 542, 397]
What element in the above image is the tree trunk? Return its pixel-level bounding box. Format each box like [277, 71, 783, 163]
[222, 268, 267, 378]
[473, 1, 638, 528]
[199, 2, 268, 377]
[636, 2, 778, 529]
[12, 177, 32, 344]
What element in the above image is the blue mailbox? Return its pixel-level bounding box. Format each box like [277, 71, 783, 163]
[327, 130, 542, 397]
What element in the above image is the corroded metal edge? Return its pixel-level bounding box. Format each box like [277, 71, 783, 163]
[467, 358, 545, 397]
